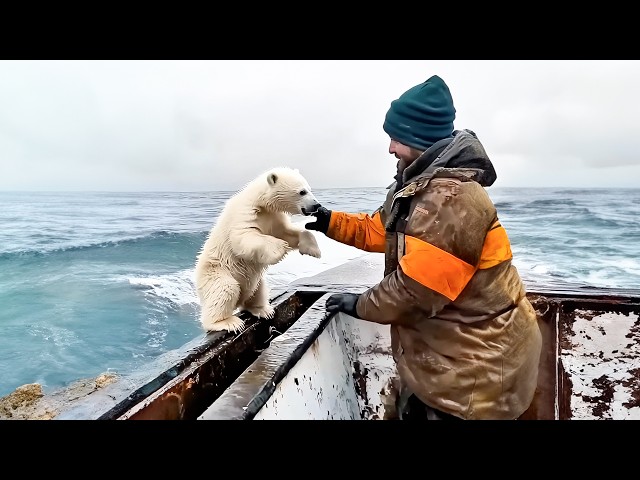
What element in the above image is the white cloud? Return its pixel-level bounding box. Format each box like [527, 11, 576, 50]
[1, 60, 639, 191]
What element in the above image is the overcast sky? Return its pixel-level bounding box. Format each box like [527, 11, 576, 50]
[1, 60, 639, 191]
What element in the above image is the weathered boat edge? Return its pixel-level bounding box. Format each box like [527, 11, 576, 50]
[198, 293, 335, 419]
[42, 252, 640, 420]
[198, 290, 640, 420]
[197, 254, 640, 420]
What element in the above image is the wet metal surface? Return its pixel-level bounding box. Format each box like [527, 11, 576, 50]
[97, 290, 323, 420]
[198, 254, 640, 421]
[558, 301, 640, 419]
[199, 294, 335, 419]
[339, 314, 397, 420]
[199, 301, 397, 420]
[255, 317, 363, 420]
[255, 315, 397, 420]
[290, 254, 385, 295]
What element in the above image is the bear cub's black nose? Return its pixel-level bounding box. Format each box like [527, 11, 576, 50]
[302, 202, 322, 216]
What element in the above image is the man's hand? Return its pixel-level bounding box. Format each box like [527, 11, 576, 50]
[305, 206, 332, 234]
[325, 293, 360, 318]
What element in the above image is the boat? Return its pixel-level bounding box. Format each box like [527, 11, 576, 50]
[32, 253, 640, 420]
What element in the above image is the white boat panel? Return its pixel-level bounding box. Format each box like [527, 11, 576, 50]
[199, 293, 398, 420]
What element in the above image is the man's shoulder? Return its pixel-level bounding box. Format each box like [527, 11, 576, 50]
[416, 174, 491, 204]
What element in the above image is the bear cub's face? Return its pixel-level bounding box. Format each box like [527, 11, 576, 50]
[266, 168, 321, 215]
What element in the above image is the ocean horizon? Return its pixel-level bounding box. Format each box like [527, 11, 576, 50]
[1, 186, 639, 399]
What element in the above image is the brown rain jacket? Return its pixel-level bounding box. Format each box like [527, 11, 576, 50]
[325, 129, 542, 420]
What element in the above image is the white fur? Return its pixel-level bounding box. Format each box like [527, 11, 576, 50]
[195, 167, 322, 334]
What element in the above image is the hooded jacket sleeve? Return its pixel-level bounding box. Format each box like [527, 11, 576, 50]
[326, 210, 386, 253]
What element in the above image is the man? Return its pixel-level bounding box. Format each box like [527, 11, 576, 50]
[305, 75, 542, 420]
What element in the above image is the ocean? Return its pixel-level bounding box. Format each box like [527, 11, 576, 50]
[1, 187, 639, 398]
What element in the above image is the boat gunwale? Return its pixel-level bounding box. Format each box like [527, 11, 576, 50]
[201, 288, 640, 420]
[201, 292, 336, 420]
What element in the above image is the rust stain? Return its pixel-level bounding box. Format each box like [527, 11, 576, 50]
[621, 367, 640, 409]
[580, 375, 615, 418]
[559, 305, 640, 419]
[310, 339, 320, 357]
[352, 360, 370, 418]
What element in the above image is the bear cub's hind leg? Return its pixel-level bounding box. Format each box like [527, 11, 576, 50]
[198, 270, 246, 334]
[242, 278, 275, 320]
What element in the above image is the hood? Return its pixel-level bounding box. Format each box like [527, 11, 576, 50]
[401, 129, 497, 187]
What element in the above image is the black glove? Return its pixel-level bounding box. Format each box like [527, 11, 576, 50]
[325, 293, 360, 318]
[305, 206, 332, 234]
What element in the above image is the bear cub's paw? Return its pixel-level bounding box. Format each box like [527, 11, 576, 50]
[298, 230, 322, 258]
[203, 315, 246, 334]
[246, 304, 276, 320]
[260, 238, 292, 265]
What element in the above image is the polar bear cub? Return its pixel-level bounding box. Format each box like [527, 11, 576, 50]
[195, 167, 322, 334]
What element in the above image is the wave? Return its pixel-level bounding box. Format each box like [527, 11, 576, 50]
[514, 207, 632, 230]
[126, 269, 199, 308]
[525, 198, 580, 207]
[0, 230, 207, 259]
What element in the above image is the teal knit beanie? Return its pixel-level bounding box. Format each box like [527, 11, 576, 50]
[383, 75, 456, 151]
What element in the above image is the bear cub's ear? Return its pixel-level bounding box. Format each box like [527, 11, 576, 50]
[267, 173, 278, 186]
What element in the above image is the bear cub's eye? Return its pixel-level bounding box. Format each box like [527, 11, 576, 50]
[299, 189, 308, 196]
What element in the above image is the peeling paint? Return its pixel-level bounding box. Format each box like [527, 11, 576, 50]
[252, 313, 397, 420]
[561, 309, 640, 419]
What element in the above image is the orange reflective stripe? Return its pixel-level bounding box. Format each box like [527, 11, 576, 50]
[328, 210, 386, 253]
[400, 236, 476, 301]
[478, 221, 512, 269]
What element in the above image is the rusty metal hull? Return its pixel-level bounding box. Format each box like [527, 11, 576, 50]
[199, 296, 397, 420]
[525, 293, 640, 419]
[55, 253, 640, 420]
[196, 289, 640, 420]
[93, 290, 324, 420]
